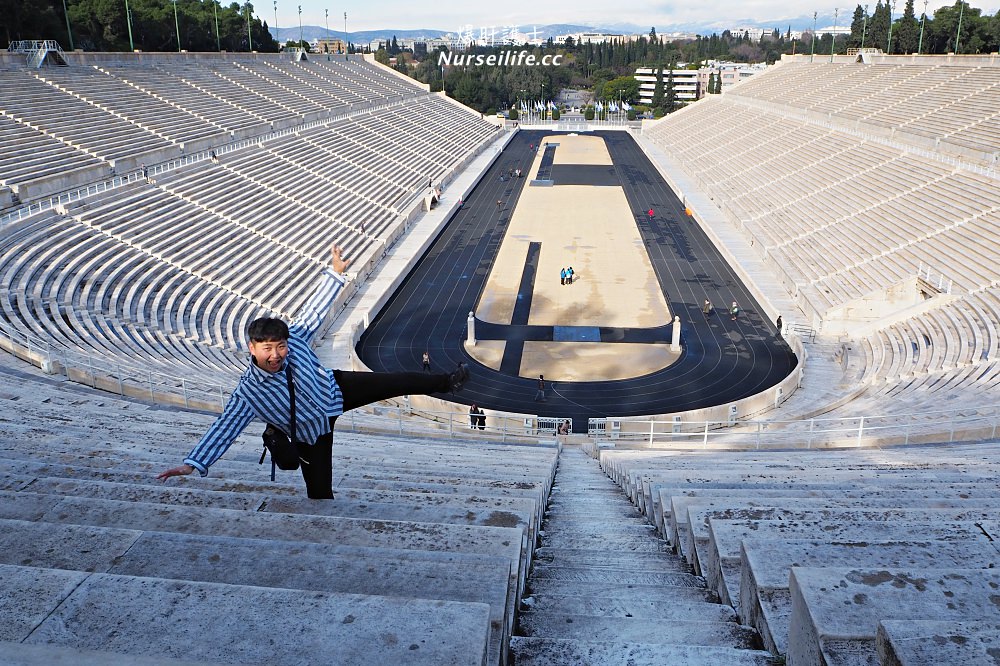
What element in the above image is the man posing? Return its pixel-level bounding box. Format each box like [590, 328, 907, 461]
[157, 245, 469, 498]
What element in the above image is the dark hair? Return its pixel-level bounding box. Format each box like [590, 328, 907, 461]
[247, 317, 289, 342]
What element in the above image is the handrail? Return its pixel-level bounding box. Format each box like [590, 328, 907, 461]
[8, 40, 64, 53]
[0, 92, 442, 227]
[0, 318, 995, 449]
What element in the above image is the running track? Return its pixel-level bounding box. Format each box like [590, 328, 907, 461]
[356, 130, 798, 431]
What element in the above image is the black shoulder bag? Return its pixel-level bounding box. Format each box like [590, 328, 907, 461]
[259, 362, 308, 476]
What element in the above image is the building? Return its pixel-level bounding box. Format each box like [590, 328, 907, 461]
[555, 32, 625, 45]
[634, 67, 699, 105]
[701, 61, 768, 93]
[313, 38, 347, 54]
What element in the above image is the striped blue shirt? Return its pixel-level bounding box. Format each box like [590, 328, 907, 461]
[184, 269, 347, 476]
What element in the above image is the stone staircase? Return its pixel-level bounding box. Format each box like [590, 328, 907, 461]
[598, 443, 1000, 665]
[0, 355, 557, 665]
[510, 446, 777, 665]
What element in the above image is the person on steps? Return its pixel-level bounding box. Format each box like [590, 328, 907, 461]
[156, 244, 470, 499]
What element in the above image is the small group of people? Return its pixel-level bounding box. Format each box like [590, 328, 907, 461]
[702, 298, 740, 321]
[468, 403, 486, 430]
[559, 266, 575, 285]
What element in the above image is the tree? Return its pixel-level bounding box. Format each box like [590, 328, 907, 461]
[848, 4, 868, 48]
[664, 61, 677, 113]
[374, 47, 389, 65]
[987, 11, 1000, 52]
[650, 65, 664, 109]
[600, 75, 640, 103]
[895, 0, 920, 53]
[869, 0, 891, 51]
[924, 1, 982, 53]
[707, 71, 717, 95]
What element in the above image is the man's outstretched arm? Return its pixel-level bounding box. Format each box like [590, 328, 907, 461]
[290, 245, 352, 344]
[156, 391, 256, 480]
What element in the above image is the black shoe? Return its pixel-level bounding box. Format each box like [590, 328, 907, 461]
[449, 363, 470, 393]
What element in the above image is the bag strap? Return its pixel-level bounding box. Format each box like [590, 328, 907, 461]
[286, 361, 297, 445]
[258, 360, 303, 478]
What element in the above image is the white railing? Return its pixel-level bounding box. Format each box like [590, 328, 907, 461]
[0, 321, 231, 411]
[587, 408, 1000, 449]
[1, 318, 996, 449]
[0, 94, 442, 228]
[8, 40, 63, 53]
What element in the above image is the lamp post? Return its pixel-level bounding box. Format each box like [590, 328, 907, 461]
[213, 0, 220, 50]
[861, 4, 869, 50]
[344, 11, 348, 58]
[325, 9, 330, 55]
[810, 12, 817, 62]
[124, 0, 135, 51]
[917, 0, 928, 54]
[273, 0, 278, 49]
[297, 4, 303, 50]
[831, 7, 838, 61]
[246, 2, 253, 51]
[955, 0, 965, 53]
[886, 0, 896, 53]
[172, 0, 181, 51]
[61, 0, 74, 50]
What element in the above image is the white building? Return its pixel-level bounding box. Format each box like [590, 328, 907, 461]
[634, 62, 767, 105]
[702, 61, 768, 93]
[634, 67, 699, 105]
[555, 32, 625, 45]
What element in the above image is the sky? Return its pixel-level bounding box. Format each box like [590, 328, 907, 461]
[273, 1, 1000, 35]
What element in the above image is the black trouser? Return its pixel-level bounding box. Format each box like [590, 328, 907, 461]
[295, 370, 451, 499]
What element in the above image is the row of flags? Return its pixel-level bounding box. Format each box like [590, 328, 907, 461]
[595, 100, 632, 112]
[518, 100, 559, 112]
[517, 100, 633, 112]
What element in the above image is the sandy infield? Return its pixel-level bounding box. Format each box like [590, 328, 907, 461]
[467, 134, 678, 381]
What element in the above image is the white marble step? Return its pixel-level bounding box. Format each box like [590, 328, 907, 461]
[4, 564, 491, 666]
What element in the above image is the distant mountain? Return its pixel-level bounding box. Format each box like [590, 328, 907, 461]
[597, 14, 841, 35]
[271, 15, 841, 45]
[271, 27, 446, 44]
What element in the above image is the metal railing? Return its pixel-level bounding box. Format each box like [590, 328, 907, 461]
[0, 94, 437, 228]
[8, 40, 63, 53]
[588, 407, 1000, 449]
[2, 318, 996, 450]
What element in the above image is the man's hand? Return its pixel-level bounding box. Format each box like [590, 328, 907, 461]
[331, 244, 350, 275]
[156, 464, 195, 481]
